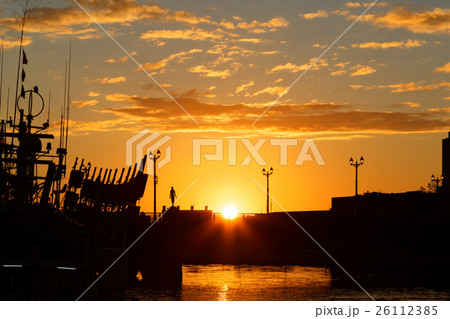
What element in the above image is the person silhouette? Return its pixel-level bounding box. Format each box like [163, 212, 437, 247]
[169, 187, 177, 206]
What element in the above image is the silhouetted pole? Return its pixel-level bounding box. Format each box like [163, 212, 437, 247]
[349, 157, 364, 196]
[151, 149, 161, 221]
[262, 167, 273, 214]
[431, 174, 443, 192]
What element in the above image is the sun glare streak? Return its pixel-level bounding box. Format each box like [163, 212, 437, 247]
[222, 205, 238, 219]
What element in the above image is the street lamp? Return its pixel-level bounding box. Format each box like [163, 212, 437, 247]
[431, 174, 444, 192]
[349, 156, 364, 196]
[262, 167, 273, 214]
[151, 149, 161, 221]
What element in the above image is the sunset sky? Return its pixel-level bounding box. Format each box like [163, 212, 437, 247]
[0, 0, 449, 213]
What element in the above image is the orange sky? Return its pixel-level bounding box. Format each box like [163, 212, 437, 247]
[0, 0, 449, 213]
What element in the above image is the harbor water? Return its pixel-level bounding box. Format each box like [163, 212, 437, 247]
[125, 264, 450, 301]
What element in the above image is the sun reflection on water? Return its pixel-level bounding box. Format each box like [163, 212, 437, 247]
[218, 283, 229, 301]
[181, 264, 331, 301]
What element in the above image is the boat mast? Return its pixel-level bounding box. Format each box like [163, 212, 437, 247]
[64, 42, 72, 170]
[12, 1, 31, 144]
[0, 35, 4, 116]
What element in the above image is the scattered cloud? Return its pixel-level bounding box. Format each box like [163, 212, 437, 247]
[236, 17, 289, 33]
[351, 81, 450, 93]
[182, 88, 217, 98]
[269, 62, 308, 73]
[0, 36, 33, 49]
[333, 9, 350, 16]
[352, 39, 426, 49]
[95, 77, 127, 84]
[345, 2, 362, 8]
[106, 93, 135, 101]
[71, 99, 99, 108]
[299, 10, 328, 19]
[335, 62, 351, 68]
[391, 101, 421, 108]
[331, 70, 346, 76]
[236, 81, 255, 94]
[140, 28, 227, 41]
[269, 59, 328, 74]
[105, 56, 129, 63]
[141, 49, 202, 71]
[187, 65, 231, 78]
[252, 86, 288, 97]
[344, 2, 388, 8]
[0, 0, 217, 35]
[429, 107, 450, 114]
[88, 91, 100, 97]
[351, 66, 376, 76]
[433, 62, 450, 73]
[356, 6, 450, 34]
[236, 38, 267, 44]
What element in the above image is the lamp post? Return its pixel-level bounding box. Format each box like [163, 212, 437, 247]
[262, 167, 273, 214]
[349, 156, 364, 196]
[151, 149, 161, 221]
[431, 174, 444, 192]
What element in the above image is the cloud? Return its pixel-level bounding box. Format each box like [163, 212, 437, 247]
[140, 28, 227, 41]
[389, 82, 450, 93]
[106, 93, 134, 101]
[344, 2, 393, 8]
[105, 56, 128, 63]
[182, 88, 217, 98]
[299, 10, 328, 19]
[206, 45, 278, 62]
[187, 65, 231, 78]
[391, 101, 421, 108]
[71, 99, 99, 108]
[252, 86, 288, 97]
[351, 66, 376, 76]
[429, 107, 450, 114]
[357, 6, 450, 34]
[351, 81, 450, 93]
[236, 17, 289, 33]
[352, 39, 426, 49]
[0, 0, 218, 35]
[95, 77, 126, 84]
[345, 2, 361, 8]
[141, 49, 202, 71]
[236, 81, 255, 94]
[0, 36, 32, 49]
[98, 94, 449, 134]
[333, 9, 350, 16]
[335, 62, 350, 68]
[261, 51, 281, 55]
[313, 44, 327, 48]
[269, 62, 308, 73]
[269, 59, 328, 74]
[433, 62, 450, 73]
[236, 38, 267, 44]
[88, 91, 100, 97]
[331, 70, 346, 76]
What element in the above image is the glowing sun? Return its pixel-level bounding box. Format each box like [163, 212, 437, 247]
[222, 205, 238, 219]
